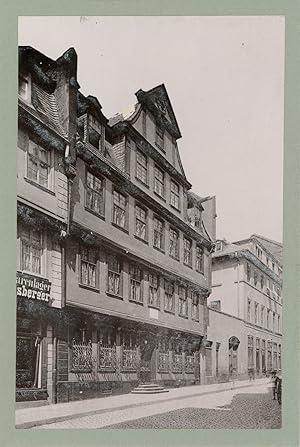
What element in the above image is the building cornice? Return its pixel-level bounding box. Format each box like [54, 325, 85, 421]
[66, 300, 205, 338]
[76, 141, 213, 250]
[213, 249, 282, 286]
[70, 219, 210, 295]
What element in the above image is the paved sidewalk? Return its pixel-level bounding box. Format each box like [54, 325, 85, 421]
[15, 378, 268, 429]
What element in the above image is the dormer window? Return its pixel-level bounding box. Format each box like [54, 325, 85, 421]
[215, 241, 223, 252]
[18, 73, 31, 102]
[87, 115, 102, 151]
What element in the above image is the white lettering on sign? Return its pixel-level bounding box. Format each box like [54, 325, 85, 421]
[16, 271, 51, 303]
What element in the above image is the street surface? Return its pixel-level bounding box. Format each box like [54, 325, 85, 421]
[36, 382, 281, 429]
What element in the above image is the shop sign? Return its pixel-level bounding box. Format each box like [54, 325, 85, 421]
[16, 271, 51, 303]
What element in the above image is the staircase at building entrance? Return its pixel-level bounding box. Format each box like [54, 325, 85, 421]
[131, 383, 169, 394]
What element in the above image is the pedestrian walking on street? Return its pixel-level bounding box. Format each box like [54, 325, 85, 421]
[269, 370, 278, 400]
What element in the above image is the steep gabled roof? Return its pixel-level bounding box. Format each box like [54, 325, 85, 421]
[135, 84, 182, 139]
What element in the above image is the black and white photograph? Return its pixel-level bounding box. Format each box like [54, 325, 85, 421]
[15, 16, 284, 429]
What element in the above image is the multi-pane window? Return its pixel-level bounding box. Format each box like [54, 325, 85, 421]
[278, 315, 281, 333]
[169, 228, 179, 259]
[135, 205, 147, 240]
[154, 166, 165, 197]
[27, 141, 51, 188]
[86, 171, 104, 216]
[164, 280, 175, 313]
[273, 313, 276, 332]
[178, 286, 188, 317]
[88, 118, 101, 150]
[107, 255, 122, 296]
[155, 124, 164, 149]
[192, 292, 199, 321]
[247, 299, 251, 322]
[153, 217, 164, 250]
[130, 264, 143, 303]
[246, 263, 251, 282]
[136, 150, 147, 184]
[148, 273, 160, 308]
[254, 302, 258, 324]
[21, 227, 42, 275]
[278, 344, 281, 369]
[196, 245, 204, 273]
[112, 190, 127, 228]
[267, 309, 271, 329]
[260, 275, 264, 289]
[81, 246, 97, 288]
[170, 181, 180, 209]
[183, 238, 192, 267]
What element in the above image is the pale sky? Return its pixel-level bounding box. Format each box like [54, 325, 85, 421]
[18, 16, 284, 243]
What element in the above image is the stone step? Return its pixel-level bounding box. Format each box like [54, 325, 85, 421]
[131, 389, 169, 394]
[137, 384, 163, 388]
[132, 386, 165, 391]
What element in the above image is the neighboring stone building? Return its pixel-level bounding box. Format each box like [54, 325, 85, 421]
[16, 46, 78, 403]
[206, 235, 283, 383]
[16, 46, 217, 404]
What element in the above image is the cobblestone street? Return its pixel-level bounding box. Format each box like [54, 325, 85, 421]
[35, 382, 281, 429]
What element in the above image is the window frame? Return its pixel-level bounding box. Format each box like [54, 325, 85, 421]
[135, 149, 148, 185]
[169, 227, 179, 260]
[135, 203, 148, 241]
[154, 166, 165, 198]
[27, 140, 52, 190]
[20, 227, 43, 276]
[148, 272, 160, 309]
[183, 237, 193, 268]
[178, 286, 188, 318]
[129, 263, 143, 304]
[195, 245, 204, 273]
[155, 123, 165, 150]
[164, 279, 175, 313]
[79, 245, 99, 289]
[112, 189, 128, 230]
[85, 169, 105, 217]
[153, 216, 165, 251]
[107, 254, 122, 297]
[191, 291, 200, 321]
[170, 180, 180, 210]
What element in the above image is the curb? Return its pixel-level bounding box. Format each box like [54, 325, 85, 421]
[16, 381, 267, 429]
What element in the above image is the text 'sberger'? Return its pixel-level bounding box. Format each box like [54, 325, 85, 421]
[16, 271, 51, 303]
